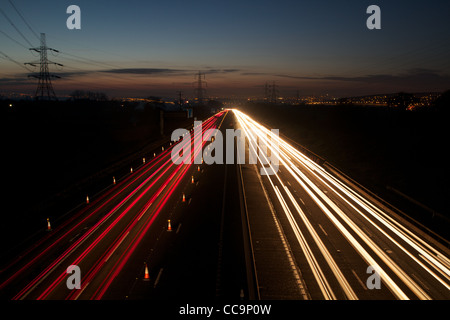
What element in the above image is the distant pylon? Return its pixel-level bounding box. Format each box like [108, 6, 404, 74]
[270, 81, 279, 103]
[25, 33, 62, 101]
[176, 91, 183, 107]
[193, 71, 207, 104]
[264, 82, 270, 101]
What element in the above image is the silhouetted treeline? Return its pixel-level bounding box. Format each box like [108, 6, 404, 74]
[70, 90, 108, 101]
[431, 89, 450, 113]
[387, 92, 417, 109]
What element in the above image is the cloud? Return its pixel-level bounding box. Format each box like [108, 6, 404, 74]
[204, 68, 241, 74]
[100, 68, 241, 76]
[240, 72, 272, 76]
[101, 68, 186, 75]
[0, 76, 34, 86]
[273, 69, 450, 88]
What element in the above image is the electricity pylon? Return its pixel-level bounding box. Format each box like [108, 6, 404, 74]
[193, 71, 207, 104]
[25, 33, 62, 100]
[270, 81, 279, 103]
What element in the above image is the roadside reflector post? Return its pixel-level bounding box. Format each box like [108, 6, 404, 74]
[47, 218, 52, 231]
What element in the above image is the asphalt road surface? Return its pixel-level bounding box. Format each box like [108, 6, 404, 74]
[1, 109, 449, 301]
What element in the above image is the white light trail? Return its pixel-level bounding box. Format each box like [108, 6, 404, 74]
[231, 109, 450, 300]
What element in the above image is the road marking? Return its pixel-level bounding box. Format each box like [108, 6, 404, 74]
[69, 233, 81, 242]
[154, 268, 164, 288]
[176, 223, 182, 234]
[351, 269, 367, 290]
[105, 231, 129, 262]
[362, 226, 373, 238]
[410, 273, 430, 292]
[252, 164, 310, 300]
[137, 204, 151, 221]
[74, 281, 90, 300]
[318, 224, 328, 237]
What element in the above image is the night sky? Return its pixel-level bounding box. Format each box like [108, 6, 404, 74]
[1, 0, 450, 98]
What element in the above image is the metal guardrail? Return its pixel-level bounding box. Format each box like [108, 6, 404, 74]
[236, 161, 261, 300]
[324, 162, 450, 250]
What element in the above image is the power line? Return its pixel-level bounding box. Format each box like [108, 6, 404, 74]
[58, 50, 119, 69]
[0, 7, 34, 47]
[0, 50, 33, 72]
[0, 28, 29, 49]
[7, 0, 40, 41]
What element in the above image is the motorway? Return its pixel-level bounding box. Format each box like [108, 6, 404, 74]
[0, 110, 248, 300]
[233, 109, 450, 300]
[1, 109, 449, 300]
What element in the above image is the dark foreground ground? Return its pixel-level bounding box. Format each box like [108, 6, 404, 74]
[240, 102, 450, 241]
[1, 100, 448, 255]
[0, 100, 209, 254]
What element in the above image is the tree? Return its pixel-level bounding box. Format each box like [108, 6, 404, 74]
[432, 90, 450, 114]
[70, 90, 108, 101]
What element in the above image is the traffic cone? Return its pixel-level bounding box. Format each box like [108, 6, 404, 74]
[191, 176, 194, 184]
[47, 218, 52, 231]
[113, 176, 116, 185]
[162, 146, 164, 151]
[144, 263, 150, 281]
[86, 195, 89, 204]
[167, 220, 172, 232]
[154, 153, 156, 157]
[130, 167, 133, 173]
[182, 193, 186, 202]
[197, 165, 200, 172]
[143, 157, 146, 164]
